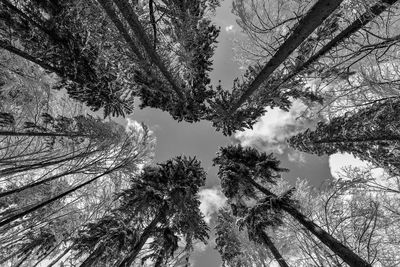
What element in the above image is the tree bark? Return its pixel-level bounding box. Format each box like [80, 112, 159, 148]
[228, 0, 344, 114]
[111, 0, 185, 100]
[96, 0, 144, 61]
[117, 205, 167, 267]
[245, 177, 371, 267]
[0, 40, 60, 74]
[258, 230, 289, 267]
[272, 0, 399, 91]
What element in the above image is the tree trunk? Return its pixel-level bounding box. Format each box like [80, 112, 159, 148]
[47, 246, 72, 267]
[0, 150, 96, 177]
[258, 230, 289, 267]
[79, 242, 106, 267]
[246, 177, 371, 267]
[111, 0, 185, 100]
[0, 167, 84, 198]
[0, 40, 60, 74]
[273, 0, 399, 91]
[117, 205, 167, 267]
[228, 0, 344, 114]
[313, 136, 400, 144]
[0, 130, 89, 138]
[0, 0, 58, 40]
[96, 0, 144, 61]
[0, 167, 118, 228]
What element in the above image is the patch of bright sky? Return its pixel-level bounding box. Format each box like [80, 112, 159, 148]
[329, 152, 386, 182]
[199, 188, 227, 224]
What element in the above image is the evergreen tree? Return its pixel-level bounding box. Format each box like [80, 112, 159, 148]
[288, 98, 400, 176]
[0, 0, 135, 117]
[73, 156, 209, 266]
[213, 144, 371, 267]
[99, 0, 221, 122]
[215, 207, 277, 267]
[211, 0, 399, 135]
[215, 208, 245, 267]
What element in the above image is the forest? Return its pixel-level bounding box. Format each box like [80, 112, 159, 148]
[1, 0, 400, 266]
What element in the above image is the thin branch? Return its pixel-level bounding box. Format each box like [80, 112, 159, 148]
[228, 0, 344, 114]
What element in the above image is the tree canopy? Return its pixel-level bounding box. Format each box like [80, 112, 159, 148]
[2, 0, 400, 266]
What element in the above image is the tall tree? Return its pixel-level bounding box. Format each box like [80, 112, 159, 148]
[288, 98, 400, 176]
[266, 171, 400, 266]
[0, 0, 136, 117]
[98, 0, 221, 122]
[215, 207, 282, 267]
[213, 144, 371, 267]
[73, 156, 209, 267]
[213, 0, 400, 135]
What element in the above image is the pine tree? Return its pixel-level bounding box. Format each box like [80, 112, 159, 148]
[0, 0, 135, 117]
[213, 144, 371, 267]
[215, 208, 245, 267]
[288, 98, 400, 176]
[73, 156, 209, 266]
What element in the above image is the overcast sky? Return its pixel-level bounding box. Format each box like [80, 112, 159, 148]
[128, 1, 335, 266]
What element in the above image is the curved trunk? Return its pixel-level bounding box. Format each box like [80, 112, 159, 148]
[246, 177, 371, 267]
[258, 230, 289, 267]
[117, 205, 167, 267]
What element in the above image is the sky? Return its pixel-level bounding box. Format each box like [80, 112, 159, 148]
[127, 1, 340, 266]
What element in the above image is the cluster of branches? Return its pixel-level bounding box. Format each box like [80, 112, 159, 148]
[1, 0, 398, 134]
[2, 0, 400, 266]
[216, 167, 400, 266]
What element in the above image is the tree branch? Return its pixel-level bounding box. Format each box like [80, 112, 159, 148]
[111, 0, 185, 100]
[228, 0, 344, 114]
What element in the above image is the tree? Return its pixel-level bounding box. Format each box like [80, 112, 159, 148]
[0, 0, 136, 117]
[215, 207, 283, 267]
[217, 0, 400, 134]
[263, 170, 400, 266]
[98, 0, 221, 122]
[237, 203, 290, 267]
[73, 156, 209, 267]
[213, 144, 371, 267]
[0, 118, 155, 266]
[1, 0, 222, 122]
[215, 207, 246, 267]
[288, 98, 400, 176]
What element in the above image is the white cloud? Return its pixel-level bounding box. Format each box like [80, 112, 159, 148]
[199, 188, 227, 224]
[234, 100, 311, 155]
[193, 242, 208, 252]
[287, 150, 306, 164]
[328, 153, 369, 179]
[329, 153, 388, 182]
[225, 25, 234, 32]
